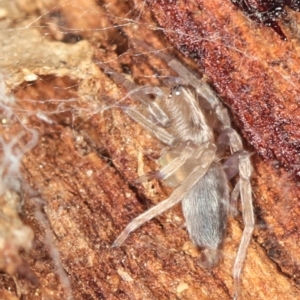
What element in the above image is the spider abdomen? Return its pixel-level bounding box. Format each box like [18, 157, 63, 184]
[182, 162, 229, 267]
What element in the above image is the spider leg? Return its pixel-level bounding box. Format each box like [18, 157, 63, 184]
[110, 88, 176, 145]
[113, 143, 217, 247]
[222, 153, 241, 215]
[211, 106, 254, 298]
[230, 179, 240, 213]
[233, 151, 254, 299]
[158, 143, 202, 179]
[167, 59, 224, 109]
[99, 63, 171, 127]
[135, 141, 196, 183]
[124, 107, 175, 146]
[131, 40, 222, 110]
[218, 127, 254, 298]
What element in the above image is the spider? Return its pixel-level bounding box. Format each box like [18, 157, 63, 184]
[231, 0, 300, 40]
[101, 46, 254, 299]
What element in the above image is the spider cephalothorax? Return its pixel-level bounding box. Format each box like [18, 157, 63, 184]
[231, 0, 300, 39]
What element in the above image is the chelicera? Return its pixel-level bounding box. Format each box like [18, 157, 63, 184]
[231, 0, 300, 39]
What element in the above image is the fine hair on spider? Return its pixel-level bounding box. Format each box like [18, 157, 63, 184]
[100, 43, 254, 299]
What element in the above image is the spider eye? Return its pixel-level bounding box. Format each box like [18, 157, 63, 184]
[174, 90, 181, 96]
[170, 85, 182, 97]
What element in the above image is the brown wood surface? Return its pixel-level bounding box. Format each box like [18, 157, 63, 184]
[0, 0, 299, 299]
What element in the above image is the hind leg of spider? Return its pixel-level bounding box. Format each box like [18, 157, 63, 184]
[113, 143, 217, 247]
[217, 115, 254, 298]
[232, 151, 254, 299]
[221, 130, 254, 298]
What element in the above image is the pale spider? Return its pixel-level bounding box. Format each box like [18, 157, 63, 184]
[101, 47, 254, 299]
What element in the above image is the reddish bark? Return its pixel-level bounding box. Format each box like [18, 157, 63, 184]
[148, 0, 300, 176]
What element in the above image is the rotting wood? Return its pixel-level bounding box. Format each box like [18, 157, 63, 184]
[0, 0, 299, 299]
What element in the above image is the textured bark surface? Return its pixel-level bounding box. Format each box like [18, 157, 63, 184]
[0, 0, 299, 300]
[149, 0, 300, 175]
